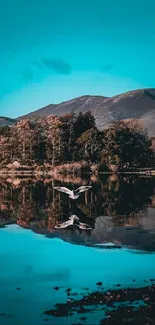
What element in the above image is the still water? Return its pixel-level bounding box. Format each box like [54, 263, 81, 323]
[0, 175, 155, 324]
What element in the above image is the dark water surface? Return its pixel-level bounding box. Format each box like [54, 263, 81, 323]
[0, 175, 155, 324]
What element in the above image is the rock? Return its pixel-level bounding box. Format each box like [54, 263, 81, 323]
[144, 297, 150, 302]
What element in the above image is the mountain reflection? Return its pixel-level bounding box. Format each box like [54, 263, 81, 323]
[0, 175, 155, 250]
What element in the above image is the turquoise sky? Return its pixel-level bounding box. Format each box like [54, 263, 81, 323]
[0, 0, 155, 118]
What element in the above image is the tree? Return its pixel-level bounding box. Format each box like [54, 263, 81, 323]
[59, 113, 76, 162]
[59, 111, 96, 162]
[74, 111, 95, 139]
[42, 116, 63, 165]
[76, 127, 103, 162]
[101, 121, 153, 169]
[0, 114, 154, 170]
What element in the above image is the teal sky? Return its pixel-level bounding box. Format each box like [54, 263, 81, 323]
[0, 0, 155, 118]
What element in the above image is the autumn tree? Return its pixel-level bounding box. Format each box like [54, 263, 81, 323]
[0, 113, 154, 170]
[59, 111, 96, 162]
[101, 121, 153, 169]
[41, 116, 63, 165]
[0, 126, 16, 164]
[76, 127, 103, 162]
[74, 111, 95, 139]
[59, 113, 76, 162]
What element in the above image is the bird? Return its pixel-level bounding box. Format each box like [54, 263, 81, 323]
[78, 222, 92, 230]
[69, 215, 79, 221]
[54, 218, 74, 229]
[54, 215, 79, 229]
[54, 186, 92, 200]
[54, 215, 92, 230]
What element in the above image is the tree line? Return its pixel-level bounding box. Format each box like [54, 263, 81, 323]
[0, 111, 154, 170]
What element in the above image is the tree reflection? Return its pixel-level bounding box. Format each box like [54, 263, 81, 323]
[0, 175, 155, 233]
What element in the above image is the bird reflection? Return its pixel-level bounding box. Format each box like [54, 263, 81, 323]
[54, 186, 92, 200]
[54, 214, 92, 230]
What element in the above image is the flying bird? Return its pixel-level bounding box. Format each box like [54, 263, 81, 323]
[54, 186, 92, 200]
[54, 215, 79, 229]
[78, 222, 92, 230]
[54, 215, 92, 230]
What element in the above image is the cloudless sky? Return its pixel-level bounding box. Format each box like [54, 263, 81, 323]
[0, 0, 155, 117]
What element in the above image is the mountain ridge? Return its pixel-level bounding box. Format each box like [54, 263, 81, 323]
[17, 88, 155, 136]
[2, 88, 155, 136]
[0, 116, 16, 127]
[17, 94, 108, 119]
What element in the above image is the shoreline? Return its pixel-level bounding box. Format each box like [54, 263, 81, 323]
[0, 170, 155, 176]
[0, 161, 155, 177]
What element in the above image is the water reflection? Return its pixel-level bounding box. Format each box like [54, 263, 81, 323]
[54, 215, 92, 230]
[1, 224, 155, 325]
[0, 175, 155, 250]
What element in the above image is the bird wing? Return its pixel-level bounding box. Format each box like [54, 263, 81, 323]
[69, 215, 79, 221]
[54, 187, 72, 195]
[74, 186, 92, 195]
[78, 224, 92, 230]
[54, 219, 73, 228]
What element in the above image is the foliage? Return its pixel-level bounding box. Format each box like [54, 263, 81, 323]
[100, 121, 153, 169]
[0, 113, 154, 170]
[76, 127, 103, 163]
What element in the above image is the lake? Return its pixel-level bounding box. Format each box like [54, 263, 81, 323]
[0, 175, 155, 324]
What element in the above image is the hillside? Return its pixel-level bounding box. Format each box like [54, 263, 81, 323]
[0, 117, 16, 127]
[18, 88, 155, 136]
[18, 95, 107, 119]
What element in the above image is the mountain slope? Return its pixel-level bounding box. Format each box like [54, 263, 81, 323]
[94, 89, 155, 133]
[18, 88, 155, 136]
[18, 95, 108, 119]
[0, 117, 16, 127]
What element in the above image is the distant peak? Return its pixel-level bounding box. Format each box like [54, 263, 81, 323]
[117, 88, 155, 97]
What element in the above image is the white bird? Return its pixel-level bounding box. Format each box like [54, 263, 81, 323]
[54, 186, 92, 200]
[78, 222, 92, 230]
[54, 215, 92, 230]
[54, 215, 79, 229]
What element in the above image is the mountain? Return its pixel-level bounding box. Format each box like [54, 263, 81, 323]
[0, 117, 16, 127]
[18, 95, 107, 118]
[17, 215, 155, 252]
[18, 88, 155, 136]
